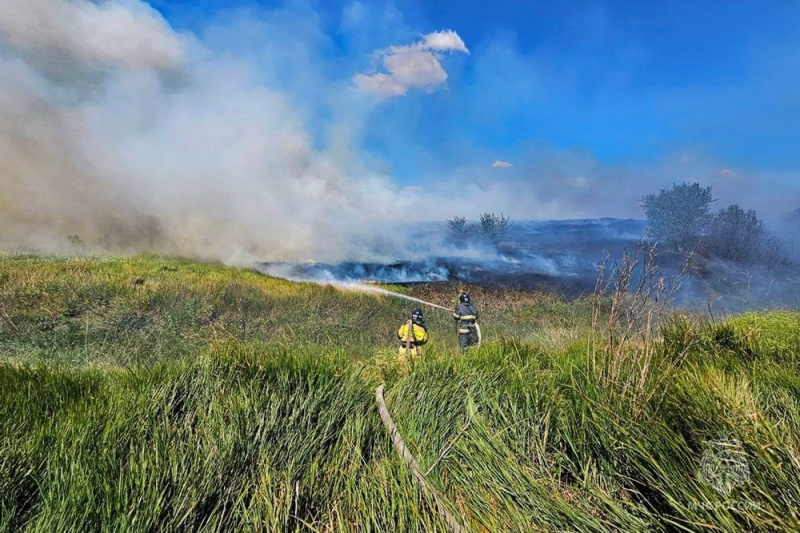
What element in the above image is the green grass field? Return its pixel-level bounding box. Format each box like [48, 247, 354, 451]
[1, 253, 799, 531]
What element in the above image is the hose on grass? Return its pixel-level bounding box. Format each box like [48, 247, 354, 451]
[375, 384, 468, 533]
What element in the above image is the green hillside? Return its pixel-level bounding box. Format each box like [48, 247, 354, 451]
[0, 254, 591, 365]
[1, 254, 799, 531]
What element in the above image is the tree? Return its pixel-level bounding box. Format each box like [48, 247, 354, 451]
[705, 205, 769, 263]
[447, 213, 511, 244]
[447, 216, 469, 238]
[783, 207, 800, 226]
[777, 208, 800, 259]
[478, 212, 511, 242]
[640, 182, 714, 252]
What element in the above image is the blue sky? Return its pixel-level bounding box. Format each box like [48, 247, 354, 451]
[142, 0, 800, 217]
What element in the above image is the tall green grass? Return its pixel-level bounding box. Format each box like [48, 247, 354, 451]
[1, 344, 446, 531]
[4, 323, 799, 531]
[2, 254, 799, 531]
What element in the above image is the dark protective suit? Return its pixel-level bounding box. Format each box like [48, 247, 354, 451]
[453, 302, 479, 351]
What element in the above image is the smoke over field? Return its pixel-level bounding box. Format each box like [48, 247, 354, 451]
[0, 0, 452, 264]
[258, 218, 643, 287]
[258, 217, 800, 311]
[4, 1, 798, 269]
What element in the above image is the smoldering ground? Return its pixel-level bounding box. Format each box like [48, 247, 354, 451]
[259, 217, 800, 313]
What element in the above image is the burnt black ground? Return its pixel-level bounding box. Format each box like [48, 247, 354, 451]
[257, 218, 800, 311]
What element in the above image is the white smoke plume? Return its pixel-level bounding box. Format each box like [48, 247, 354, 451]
[0, 0, 461, 265]
[5, 1, 790, 271]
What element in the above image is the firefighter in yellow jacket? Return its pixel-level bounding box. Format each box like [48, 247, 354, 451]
[397, 308, 429, 359]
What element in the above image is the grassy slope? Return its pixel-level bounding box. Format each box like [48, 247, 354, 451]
[1, 254, 799, 532]
[0, 254, 590, 365]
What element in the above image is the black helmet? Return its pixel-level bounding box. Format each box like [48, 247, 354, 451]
[459, 292, 470, 304]
[411, 308, 424, 324]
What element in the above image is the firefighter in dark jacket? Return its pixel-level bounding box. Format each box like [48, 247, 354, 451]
[453, 292, 480, 352]
[397, 308, 429, 360]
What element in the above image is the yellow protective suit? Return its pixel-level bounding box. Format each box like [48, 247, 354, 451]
[397, 320, 428, 358]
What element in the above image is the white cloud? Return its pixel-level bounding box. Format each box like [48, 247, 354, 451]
[353, 72, 407, 97]
[718, 168, 738, 177]
[421, 30, 469, 53]
[383, 46, 447, 87]
[354, 29, 469, 99]
[492, 160, 513, 168]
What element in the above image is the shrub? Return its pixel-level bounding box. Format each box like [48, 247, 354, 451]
[704, 204, 783, 264]
[447, 216, 469, 241]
